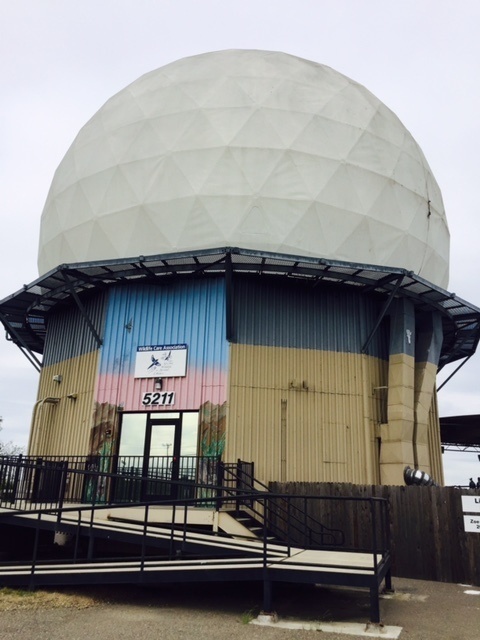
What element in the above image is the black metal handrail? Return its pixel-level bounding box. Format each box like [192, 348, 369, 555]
[0, 487, 390, 568]
[0, 454, 221, 510]
[218, 460, 347, 549]
[0, 454, 390, 556]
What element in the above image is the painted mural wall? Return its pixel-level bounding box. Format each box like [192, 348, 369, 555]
[94, 278, 229, 456]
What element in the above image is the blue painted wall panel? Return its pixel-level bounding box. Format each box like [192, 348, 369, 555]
[233, 276, 389, 359]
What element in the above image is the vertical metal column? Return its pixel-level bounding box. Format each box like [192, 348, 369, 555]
[369, 584, 380, 623]
[263, 575, 273, 614]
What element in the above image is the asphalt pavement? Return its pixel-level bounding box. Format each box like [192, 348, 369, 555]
[0, 576, 479, 640]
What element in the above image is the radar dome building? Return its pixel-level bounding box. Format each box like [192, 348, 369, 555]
[2, 50, 479, 488]
[39, 50, 448, 286]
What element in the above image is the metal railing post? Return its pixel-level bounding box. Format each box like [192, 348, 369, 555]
[235, 459, 242, 512]
[56, 461, 68, 526]
[73, 509, 81, 563]
[169, 502, 176, 560]
[87, 492, 96, 560]
[140, 503, 149, 575]
[29, 511, 42, 590]
[216, 459, 224, 508]
[109, 454, 119, 504]
[10, 454, 23, 505]
[370, 498, 378, 575]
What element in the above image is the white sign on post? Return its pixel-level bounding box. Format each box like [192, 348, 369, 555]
[461, 496, 480, 514]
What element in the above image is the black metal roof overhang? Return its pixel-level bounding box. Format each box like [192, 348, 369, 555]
[1, 247, 479, 371]
[440, 414, 480, 449]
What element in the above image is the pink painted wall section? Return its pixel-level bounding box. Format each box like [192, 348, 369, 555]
[96, 366, 227, 411]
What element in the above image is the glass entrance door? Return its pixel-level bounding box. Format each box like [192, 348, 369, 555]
[145, 415, 181, 500]
[116, 411, 199, 502]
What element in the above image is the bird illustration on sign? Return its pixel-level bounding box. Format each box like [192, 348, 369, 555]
[148, 355, 161, 370]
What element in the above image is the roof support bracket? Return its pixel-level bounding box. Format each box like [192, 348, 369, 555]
[0, 312, 42, 371]
[437, 355, 472, 392]
[361, 276, 404, 354]
[61, 271, 103, 348]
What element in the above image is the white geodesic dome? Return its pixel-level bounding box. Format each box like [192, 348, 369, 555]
[38, 50, 449, 287]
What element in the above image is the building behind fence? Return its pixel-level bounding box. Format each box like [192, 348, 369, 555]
[2, 50, 480, 494]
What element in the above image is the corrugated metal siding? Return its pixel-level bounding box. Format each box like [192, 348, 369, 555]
[226, 344, 387, 484]
[43, 291, 107, 366]
[96, 279, 228, 411]
[233, 276, 389, 358]
[30, 351, 99, 456]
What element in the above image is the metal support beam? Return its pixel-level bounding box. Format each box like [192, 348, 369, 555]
[14, 345, 42, 372]
[362, 276, 404, 354]
[442, 444, 480, 453]
[362, 271, 404, 294]
[437, 355, 472, 392]
[61, 271, 103, 348]
[0, 312, 42, 371]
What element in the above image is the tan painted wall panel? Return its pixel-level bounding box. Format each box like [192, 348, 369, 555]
[226, 344, 388, 485]
[29, 351, 100, 457]
[428, 389, 445, 485]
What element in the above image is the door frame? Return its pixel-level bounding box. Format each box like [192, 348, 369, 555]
[117, 410, 200, 502]
[142, 413, 182, 500]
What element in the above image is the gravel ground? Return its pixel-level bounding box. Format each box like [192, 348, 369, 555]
[0, 577, 479, 640]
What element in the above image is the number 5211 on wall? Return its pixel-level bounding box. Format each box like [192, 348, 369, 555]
[142, 391, 175, 406]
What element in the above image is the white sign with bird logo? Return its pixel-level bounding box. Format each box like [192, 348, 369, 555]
[134, 344, 188, 378]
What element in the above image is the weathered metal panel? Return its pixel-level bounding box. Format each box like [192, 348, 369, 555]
[30, 350, 99, 457]
[96, 279, 228, 412]
[226, 344, 387, 485]
[42, 291, 107, 366]
[233, 276, 389, 358]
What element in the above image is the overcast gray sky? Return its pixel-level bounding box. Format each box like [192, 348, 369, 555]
[1, 0, 479, 484]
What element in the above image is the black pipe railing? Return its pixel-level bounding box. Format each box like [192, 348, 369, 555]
[0, 488, 390, 566]
[0, 454, 221, 510]
[0, 454, 390, 556]
[219, 460, 347, 549]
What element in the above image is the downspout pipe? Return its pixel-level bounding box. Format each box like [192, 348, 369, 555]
[28, 397, 60, 455]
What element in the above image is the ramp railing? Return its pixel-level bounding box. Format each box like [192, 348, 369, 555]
[0, 453, 390, 557]
[0, 454, 221, 510]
